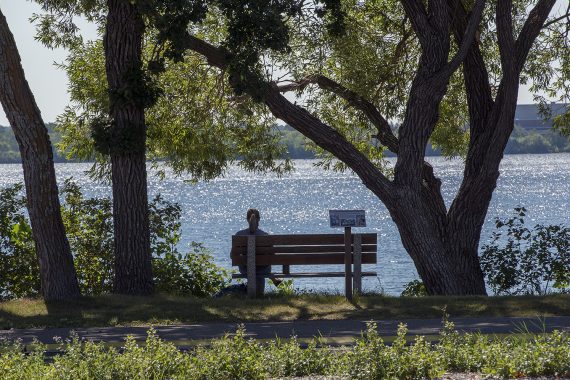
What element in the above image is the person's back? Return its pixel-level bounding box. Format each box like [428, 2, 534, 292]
[235, 226, 268, 237]
[235, 209, 271, 295]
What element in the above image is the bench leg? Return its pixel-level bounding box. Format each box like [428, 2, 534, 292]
[247, 235, 256, 298]
[353, 234, 362, 295]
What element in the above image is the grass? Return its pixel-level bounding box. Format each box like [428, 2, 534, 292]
[0, 293, 569, 329]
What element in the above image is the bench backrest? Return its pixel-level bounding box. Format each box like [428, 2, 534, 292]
[231, 233, 377, 266]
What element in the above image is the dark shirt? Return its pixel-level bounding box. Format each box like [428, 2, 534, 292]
[235, 228, 271, 275]
[235, 228, 268, 237]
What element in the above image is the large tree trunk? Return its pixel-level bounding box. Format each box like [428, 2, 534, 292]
[0, 10, 80, 301]
[105, 0, 153, 295]
[390, 194, 488, 295]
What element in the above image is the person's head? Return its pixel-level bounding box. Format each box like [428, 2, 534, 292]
[247, 208, 260, 233]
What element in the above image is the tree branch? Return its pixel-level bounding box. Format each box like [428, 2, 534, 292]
[278, 75, 399, 153]
[542, 10, 570, 29]
[437, 0, 485, 80]
[399, 0, 433, 49]
[278, 74, 445, 212]
[446, 0, 494, 178]
[496, 0, 516, 70]
[186, 35, 397, 204]
[514, 0, 557, 73]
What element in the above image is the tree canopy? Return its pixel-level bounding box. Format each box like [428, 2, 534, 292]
[34, 0, 569, 171]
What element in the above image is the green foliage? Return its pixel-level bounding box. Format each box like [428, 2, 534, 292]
[348, 322, 445, 380]
[553, 107, 570, 136]
[193, 326, 267, 379]
[279, 128, 315, 158]
[32, 0, 570, 172]
[0, 185, 40, 300]
[269, 278, 295, 296]
[60, 179, 114, 295]
[400, 280, 428, 297]
[153, 241, 230, 297]
[90, 116, 147, 156]
[0, 182, 229, 299]
[54, 31, 292, 181]
[480, 207, 570, 295]
[0, 127, 21, 163]
[32, 0, 105, 50]
[1, 320, 570, 378]
[139, 0, 208, 68]
[265, 336, 337, 377]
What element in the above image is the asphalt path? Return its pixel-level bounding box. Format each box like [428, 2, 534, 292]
[1, 316, 569, 345]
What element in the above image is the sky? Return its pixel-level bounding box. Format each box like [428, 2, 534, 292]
[0, 1, 560, 127]
[0, 0, 97, 126]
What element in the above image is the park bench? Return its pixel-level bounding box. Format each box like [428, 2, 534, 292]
[231, 233, 377, 298]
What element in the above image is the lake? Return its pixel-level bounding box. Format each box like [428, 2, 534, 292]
[1, 153, 569, 295]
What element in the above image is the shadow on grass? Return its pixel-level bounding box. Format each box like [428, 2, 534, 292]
[0, 293, 569, 329]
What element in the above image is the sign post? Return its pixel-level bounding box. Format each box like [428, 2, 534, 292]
[329, 210, 366, 300]
[344, 226, 352, 300]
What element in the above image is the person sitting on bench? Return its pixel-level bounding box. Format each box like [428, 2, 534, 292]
[235, 208, 281, 295]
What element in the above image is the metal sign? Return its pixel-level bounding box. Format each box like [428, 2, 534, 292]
[329, 210, 366, 228]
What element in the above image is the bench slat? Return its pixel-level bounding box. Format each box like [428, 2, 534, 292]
[232, 252, 376, 266]
[231, 244, 377, 257]
[232, 271, 377, 278]
[232, 233, 377, 246]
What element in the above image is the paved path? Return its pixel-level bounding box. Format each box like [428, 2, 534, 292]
[1, 316, 569, 345]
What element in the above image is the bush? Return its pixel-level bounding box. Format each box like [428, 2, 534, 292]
[0, 181, 229, 299]
[153, 242, 229, 297]
[400, 280, 428, 297]
[148, 194, 230, 297]
[61, 179, 114, 295]
[0, 185, 39, 300]
[348, 323, 444, 380]
[0, 323, 569, 379]
[480, 207, 570, 295]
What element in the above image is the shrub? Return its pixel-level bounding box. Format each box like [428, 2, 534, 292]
[149, 194, 230, 297]
[193, 326, 267, 380]
[400, 280, 428, 297]
[0, 324, 569, 379]
[265, 336, 336, 377]
[153, 242, 230, 297]
[0, 181, 229, 299]
[480, 207, 570, 295]
[0, 185, 39, 300]
[61, 179, 114, 295]
[267, 278, 295, 296]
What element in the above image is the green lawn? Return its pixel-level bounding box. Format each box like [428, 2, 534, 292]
[1, 293, 568, 329]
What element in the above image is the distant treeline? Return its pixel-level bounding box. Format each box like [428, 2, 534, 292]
[280, 124, 570, 158]
[1, 124, 569, 164]
[505, 125, 570, 154]
[0, 124, 68, 163]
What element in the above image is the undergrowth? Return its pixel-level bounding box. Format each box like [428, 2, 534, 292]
[0, 321, 568, 379]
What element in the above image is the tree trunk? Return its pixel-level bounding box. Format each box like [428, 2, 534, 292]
[390, 193, 487, 295]
[0, 10, 80, 301]
[105, 0, 153, 295]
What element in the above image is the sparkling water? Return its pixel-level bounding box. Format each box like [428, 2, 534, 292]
[1, 154, 569, 295]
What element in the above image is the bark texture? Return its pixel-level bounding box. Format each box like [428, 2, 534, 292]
[185, 0, 555, 295]
[0, 10, 80, 301]
[105, 0, 153, 295]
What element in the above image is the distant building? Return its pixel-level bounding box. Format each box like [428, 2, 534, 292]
[514, 103, 568, 133]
